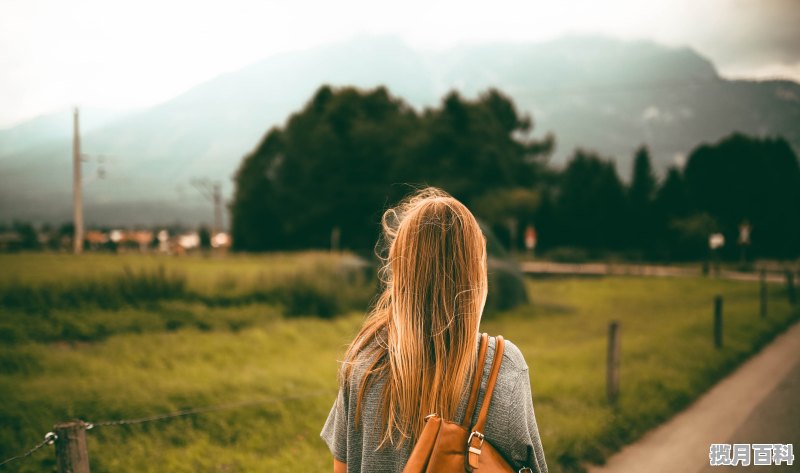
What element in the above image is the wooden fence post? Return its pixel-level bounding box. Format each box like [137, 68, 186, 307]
[54, 421, 90, 473]
[606, 320, 620, 405]
[786, 271, 796, 305]
[714, 295, 723, 349]
[760, 269, 767, 319]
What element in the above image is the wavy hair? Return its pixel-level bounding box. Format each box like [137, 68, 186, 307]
[339, 186, 488, 450]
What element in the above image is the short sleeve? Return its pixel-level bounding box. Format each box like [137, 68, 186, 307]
[504, 369, 548, 473]
[320, 386, 348, 463]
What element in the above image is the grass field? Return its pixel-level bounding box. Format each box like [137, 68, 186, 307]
[0, 252, 798, 473]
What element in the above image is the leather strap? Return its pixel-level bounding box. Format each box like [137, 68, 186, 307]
[461, 333, 489, 428]
[466, 335, 505, 471]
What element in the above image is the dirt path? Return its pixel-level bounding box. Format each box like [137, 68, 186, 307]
[583, 319, 800, 473]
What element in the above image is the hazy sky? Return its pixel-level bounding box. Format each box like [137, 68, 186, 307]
[0, 0, 798, 128]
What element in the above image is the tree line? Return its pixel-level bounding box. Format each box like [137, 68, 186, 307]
[231, 85, 800, 260]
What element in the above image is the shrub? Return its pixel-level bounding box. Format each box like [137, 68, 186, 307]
[484, 258, 529, 316]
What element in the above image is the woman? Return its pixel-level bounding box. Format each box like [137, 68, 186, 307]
[320, 187, 548, 473]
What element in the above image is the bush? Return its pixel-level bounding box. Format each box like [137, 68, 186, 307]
[484, 257, 529, 316]
[277, 258, 373, 318]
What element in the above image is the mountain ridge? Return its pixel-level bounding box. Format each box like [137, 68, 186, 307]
[1, 35, 798, 226]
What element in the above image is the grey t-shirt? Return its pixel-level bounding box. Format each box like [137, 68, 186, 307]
[320, 334, 548, 473]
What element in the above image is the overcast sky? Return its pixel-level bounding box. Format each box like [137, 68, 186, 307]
[0, 0, 798, 128]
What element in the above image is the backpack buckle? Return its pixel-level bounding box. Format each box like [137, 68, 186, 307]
[467, 431, 485, 449]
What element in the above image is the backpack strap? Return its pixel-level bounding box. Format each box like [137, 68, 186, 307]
[461, 333, 489, 428]
[466, 335, 505, 471]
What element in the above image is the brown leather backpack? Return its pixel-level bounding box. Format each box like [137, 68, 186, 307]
[403, 333, 532, 473]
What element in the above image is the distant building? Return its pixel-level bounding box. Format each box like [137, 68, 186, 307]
[177, 232, 200, 250]
[127, 231, 153, 252]
[86, 230, 109, 248]
[212, 232, 231, 249]
[0, 231, 22, 251]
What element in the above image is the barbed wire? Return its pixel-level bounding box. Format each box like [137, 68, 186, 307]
[0, 432, 57, 468]
[0, 388, 337, 468]
[89, 389, 336, 427]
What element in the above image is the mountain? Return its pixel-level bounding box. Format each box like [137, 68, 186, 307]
[0, 108, 129, 158]
[1, 35, 798, 227]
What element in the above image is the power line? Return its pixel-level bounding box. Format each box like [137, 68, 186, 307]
[191, 178, 223, 234]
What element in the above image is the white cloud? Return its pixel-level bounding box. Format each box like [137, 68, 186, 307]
[642, 106, 675, 123]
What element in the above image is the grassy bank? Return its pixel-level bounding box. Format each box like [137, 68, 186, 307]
[0, 253, 797, 472]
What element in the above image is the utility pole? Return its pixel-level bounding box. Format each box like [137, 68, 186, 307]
[213, 181, 222, 238]
[192, 179, 223, 237]
[72, 108, 83, 254]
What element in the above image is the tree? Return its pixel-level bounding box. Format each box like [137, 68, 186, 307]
[652, 166, 691, 260]
[626, 146, 657, 255]
[668, 212, 719, 260]
[471, 188, 541, 251]
[231, 85, 552, 252]
[683, 133, 800, 258]
[232, 85, 418, 251]
[392, 89, 553, 206]
[654, 166, 690, 220]
[12, 221, 38, 250]
[556, 150, 627, 250]
[198, 225, 212, 250]
[230, 130, 285, 251]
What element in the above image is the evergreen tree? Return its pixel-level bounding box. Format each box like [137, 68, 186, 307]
[627, 146, 657, 255]
[556, 150, 627, 250]
[683, 133, 800, 258]
[231, 85, 552, 252]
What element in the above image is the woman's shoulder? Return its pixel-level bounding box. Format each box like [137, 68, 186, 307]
[492, 335, 529, 373]
[487, 336, 535, 415]
[344, 334, 388, 385]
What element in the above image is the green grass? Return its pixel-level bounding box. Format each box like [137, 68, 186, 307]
[0, 253, 797, 473]
[0, 252, 374, 342]
[0, 251, 369, 298]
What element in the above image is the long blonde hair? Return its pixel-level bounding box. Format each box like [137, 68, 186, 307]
[339, 186, 489, 450]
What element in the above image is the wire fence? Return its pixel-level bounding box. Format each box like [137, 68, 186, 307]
[0, 388, 335, 469]
[0, 433, 57, 468]
[2, 272, 796, 470]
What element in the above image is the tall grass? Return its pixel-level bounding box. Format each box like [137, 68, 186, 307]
[0, 265, 188, 312]
[0, 253, 375, 344]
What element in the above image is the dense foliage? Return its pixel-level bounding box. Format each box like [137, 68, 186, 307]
[231, 85, 553, 252]
[231, 86, 800, 259]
